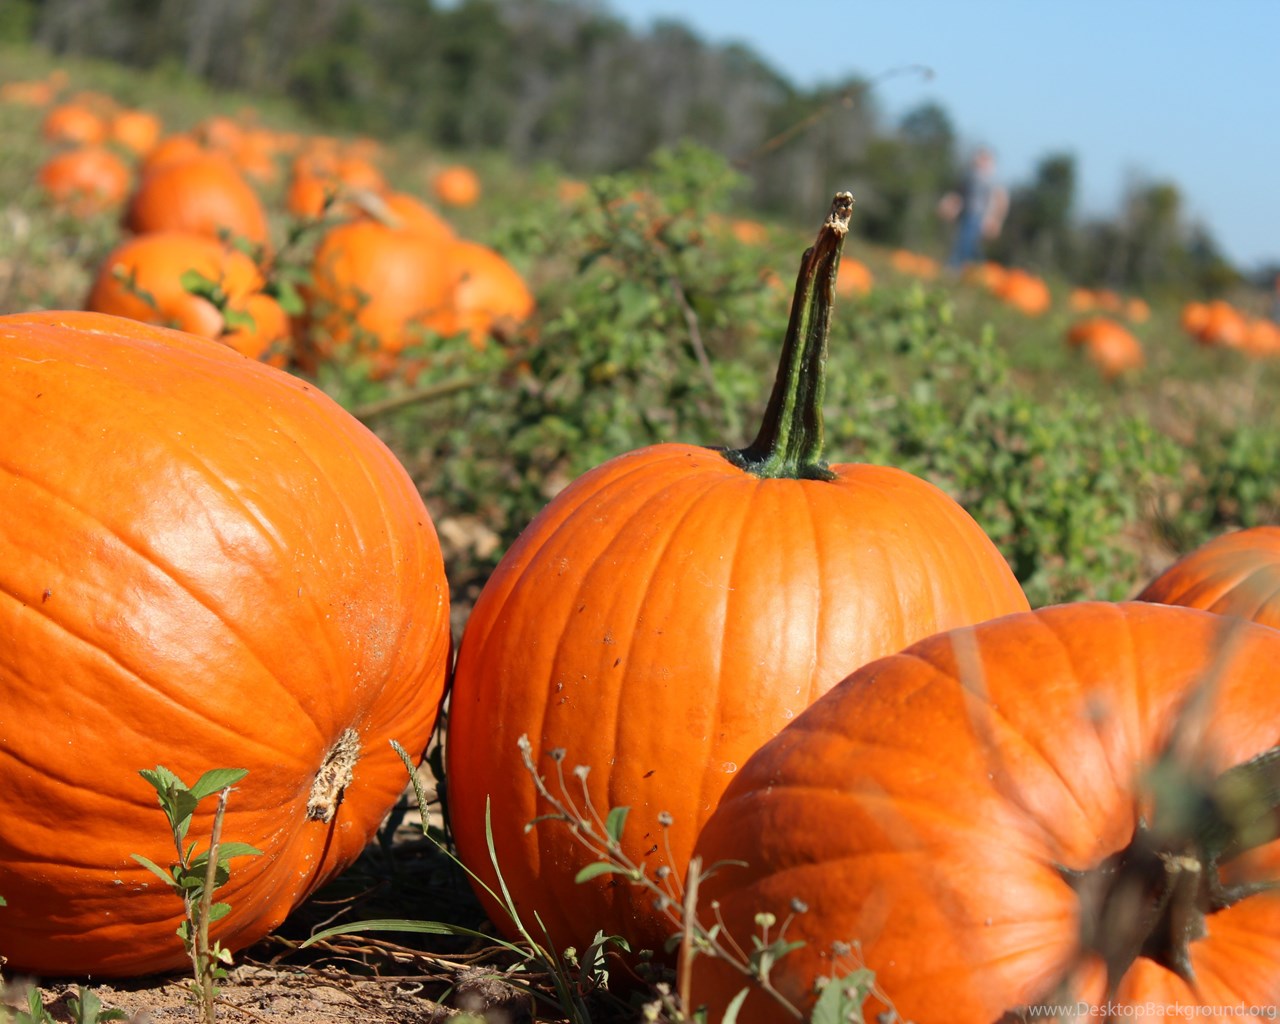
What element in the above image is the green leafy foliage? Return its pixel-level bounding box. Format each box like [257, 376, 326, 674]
[133, 766, 261, 1024]
[826, 284, 1180, 604]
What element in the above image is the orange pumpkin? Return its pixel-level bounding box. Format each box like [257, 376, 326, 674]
[431, 164, 482, 207]
[446, 195, 1029, 959]
[1196, 300, 1248, 349]
[37, 145, 132, 215]
[140, 133, 208, 175]
[0, 310, 451, 975]
[305, 220, 458, 356]
[834, 256, 873, 297]
[446, 239, 534, 347]
[996, 267, 1052, 316]
[109, 108, 163, 157]
[1138, 526, 1280, 629]
[1065, 316, 1145, 380]
[376, 191, 456, 242]
[888, 248, 939, 279]
[125, 152, 270, 252]
[690, 602, 1280, 1023]
[41, 103, 108, 146]
[85, 231, 286, 361]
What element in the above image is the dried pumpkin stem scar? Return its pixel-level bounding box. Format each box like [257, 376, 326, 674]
[307, 727, 361, 823]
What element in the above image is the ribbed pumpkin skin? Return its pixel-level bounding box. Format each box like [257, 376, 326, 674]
[125, 153, 269, 250]
[447, 442, 1029, 956]
[1138, 526, 1280, 628]
[0, 311, 451, 976]
[690, 602, 1280, 1023]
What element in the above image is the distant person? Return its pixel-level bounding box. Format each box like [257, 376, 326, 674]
[938, 147, 1009, 268]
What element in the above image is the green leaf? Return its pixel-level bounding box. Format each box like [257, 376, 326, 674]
[301, 918, 488, 948]
[215, 841, 263, 863]
[810, 966, 876, 1024]
[68, 986, 128, 1024]
[273, 278, 306, 316]
[179, 268, 220, 303]
[720, 987, 750, 1024]
[573, 861, 635, 884]
[189, 767, 249, 800]
[130, 854, 179, 890]
[604, 804, 630, 844]
[221, 307, 256, 333]
[206, 901, 233, 922]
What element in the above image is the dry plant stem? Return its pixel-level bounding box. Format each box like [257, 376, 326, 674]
[518, 737, 807, 1021]
[195, 787, 232, 1024]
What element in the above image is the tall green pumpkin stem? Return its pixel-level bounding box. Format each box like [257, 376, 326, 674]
[724, 191, 854, 480]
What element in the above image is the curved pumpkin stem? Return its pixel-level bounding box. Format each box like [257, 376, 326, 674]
[724, 191, 853, 480]
[1069, 743, 1280, 992]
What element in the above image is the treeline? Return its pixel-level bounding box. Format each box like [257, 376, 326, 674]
[8, 0, 1250, 292]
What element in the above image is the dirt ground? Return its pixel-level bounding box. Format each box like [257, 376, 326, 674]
[3, 783, 550, 1024]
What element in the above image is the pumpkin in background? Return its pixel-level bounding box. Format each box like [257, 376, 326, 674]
[431, 164, 482, 207]
[1138, 526, 1280, 629]
[446, 195, 1028, 959]
[888, 248, 939, 279]
[1243, 317, 1280, 359]
[37, 145, 132, 215]
[304, 219, 458, 358]
[109, 107, 163, 157]
[85, 231, 288, 363]
[1195, 300, 1248, 349]
[376, 191, 456, 242]
[446, 238, 534, 347]
[41, 102, 108, 146]
[834, 256, 873, 297]
[125, 152, 270, 252]
[140, 133, 208, 175]
[0, 311, 452, 976]
[690, 602, 1280, 1023]
[1066, 316, 1144, 380]
[995, 267, 1052, 316]
[1125, 296, 1151, 323]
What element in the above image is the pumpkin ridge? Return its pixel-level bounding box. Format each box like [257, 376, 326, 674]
[0, 459, 334, 757]
[691, 471, 761, 825]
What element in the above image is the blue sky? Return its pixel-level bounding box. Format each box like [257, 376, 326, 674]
[605, 0, 1279, 269]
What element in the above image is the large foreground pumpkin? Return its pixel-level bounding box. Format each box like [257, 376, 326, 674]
[0, 311, 451, 976]
[690, 602, 1280, 1023]
[446, 195, 1028, 958]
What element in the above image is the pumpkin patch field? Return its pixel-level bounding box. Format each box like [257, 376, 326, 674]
[2, 46, 1280, 1024]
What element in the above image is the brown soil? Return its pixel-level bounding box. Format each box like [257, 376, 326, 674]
[1, 783, 562, 1024]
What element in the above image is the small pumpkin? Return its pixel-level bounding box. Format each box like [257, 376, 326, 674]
[446, 238, 535, 347]
[996, 267, 1052, 316]
[109, 107, 163, 157]
[1066, 316, 1145, 380]
[41, 102, 108, 146]
[1138, 526, 1280, 629]
[304, 219, 458, 358]
[125, 152, 270, 252]
[834, 256, 873, 297]
[85, 231, 287, 362]
[446, 194, 1028, 959]
[431, 164, 482, 208]
[690, 601, 1280, 1022]
[0, 310, 452, 976]
[37, 145, 132, 215]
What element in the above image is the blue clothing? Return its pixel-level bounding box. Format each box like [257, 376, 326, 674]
[948, 164, 999, 268]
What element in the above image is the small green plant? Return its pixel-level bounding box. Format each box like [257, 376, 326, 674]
[516, 739, 897, 1024]
[0, 986, 126, 1024]
[132, 767, 262, 1024]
